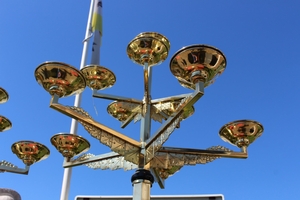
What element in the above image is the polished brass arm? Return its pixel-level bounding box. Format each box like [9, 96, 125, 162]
[93, 89, 142, 104]
[50, 95, 141, 163]
[159, 146, 248, 159]
[145, 82, 204, 163]
[64, 152, 120, 168]
[50, 95, 140, 147]
[151, 93, 192, 104]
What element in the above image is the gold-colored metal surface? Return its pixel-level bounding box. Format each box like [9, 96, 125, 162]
[154, 101, 194, 120]
[50, 133, 90, 158]
[219, 120, 263, 148]
[127, 32, 170, 67]
[11, 141, 50, 166]
[34, 61, 86, 97]
[0, 87, 9, 104]
[107, 101, 136, 122]
[50, 99, 141, 164]
[170, 45, 226, 89]
[0, 115, 12, 132]
[81, 65, 116, 90]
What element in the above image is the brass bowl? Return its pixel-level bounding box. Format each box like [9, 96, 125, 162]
[11, 141, 50, 166]
[81, 65, 116, 90]
[0, 115, 12, 132]
[219, 120, 263, 148]
[35, 61, 86, 97]
[107, 101, 136, 122]
[0, 87, 9, 104]
[170, 44, 226, 89]
[50, 133, 90, 158]
[127, 32, 170, 67]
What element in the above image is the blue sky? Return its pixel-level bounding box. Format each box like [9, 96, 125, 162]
[1, 1, 300, 199]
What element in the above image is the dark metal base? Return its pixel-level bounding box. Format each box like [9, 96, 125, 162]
[131, 169, 154, 184]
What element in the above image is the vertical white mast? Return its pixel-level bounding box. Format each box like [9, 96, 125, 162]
[59, 1, 97, 200]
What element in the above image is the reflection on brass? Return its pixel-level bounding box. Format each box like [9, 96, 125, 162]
[170, 45, 226, 89]
[50, 100, 141, 164]
[127, 32, 170, 67]
[0, 87, 9, 104]
[11, 141, 50, 166]
[107, 101, 137, 122]
[107, 100, 194, 124]
[50, 133, 90, 158]
[81, 65, 116, 90]
[219, 120, 263, 148]
[154, 101, 194, 120]
[34, 61, 86, 97]
[0, 115, 12, 132]
[177, 79, 195, 90]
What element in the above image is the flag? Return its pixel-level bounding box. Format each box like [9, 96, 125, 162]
[91, 0, 103, 64]
[92, 0, 103, 36]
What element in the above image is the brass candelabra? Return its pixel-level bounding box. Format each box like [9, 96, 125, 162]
[33, 32, 264, 200]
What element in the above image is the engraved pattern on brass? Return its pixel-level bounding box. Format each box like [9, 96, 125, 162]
[67, 106, 92, 119]
[0, 115, 12, 132]
[145, 96, 191, 163]
[154, 101, 194, 120]
[219, 120, 264, 147]
[145, 117, 182, 163]
[35, 61, 86, 97]
[11, 141, 50, 166]
[107, 99, 194, 126]
[152, 146, 231, 180]
[0, 87, 9, 104]
[107, 101, 166, 124]
[79, 121, 140, 164]
[127, 32, 170, 67]
[74, 145, 232, 180]
[75, 153, 138, 171]
[170, 45, 226, 89]
[51, 133, 90, 158]
[50, 103, 141, 163]
[81, 65, 116, 90]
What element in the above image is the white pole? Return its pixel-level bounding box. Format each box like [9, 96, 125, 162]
[59, 1, 96, 200]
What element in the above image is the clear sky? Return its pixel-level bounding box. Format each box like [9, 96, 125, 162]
[1, 1, 299, 200]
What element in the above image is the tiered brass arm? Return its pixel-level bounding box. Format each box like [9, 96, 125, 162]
[145, 81, 204, 163]
[50, 95, 141, 164]
[159, 146, 247, 159]
[64, 152, 120, 168]
[0, 161, 30, 175]
[150, 93, 192, 104]
[61, 144, 241, 189]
